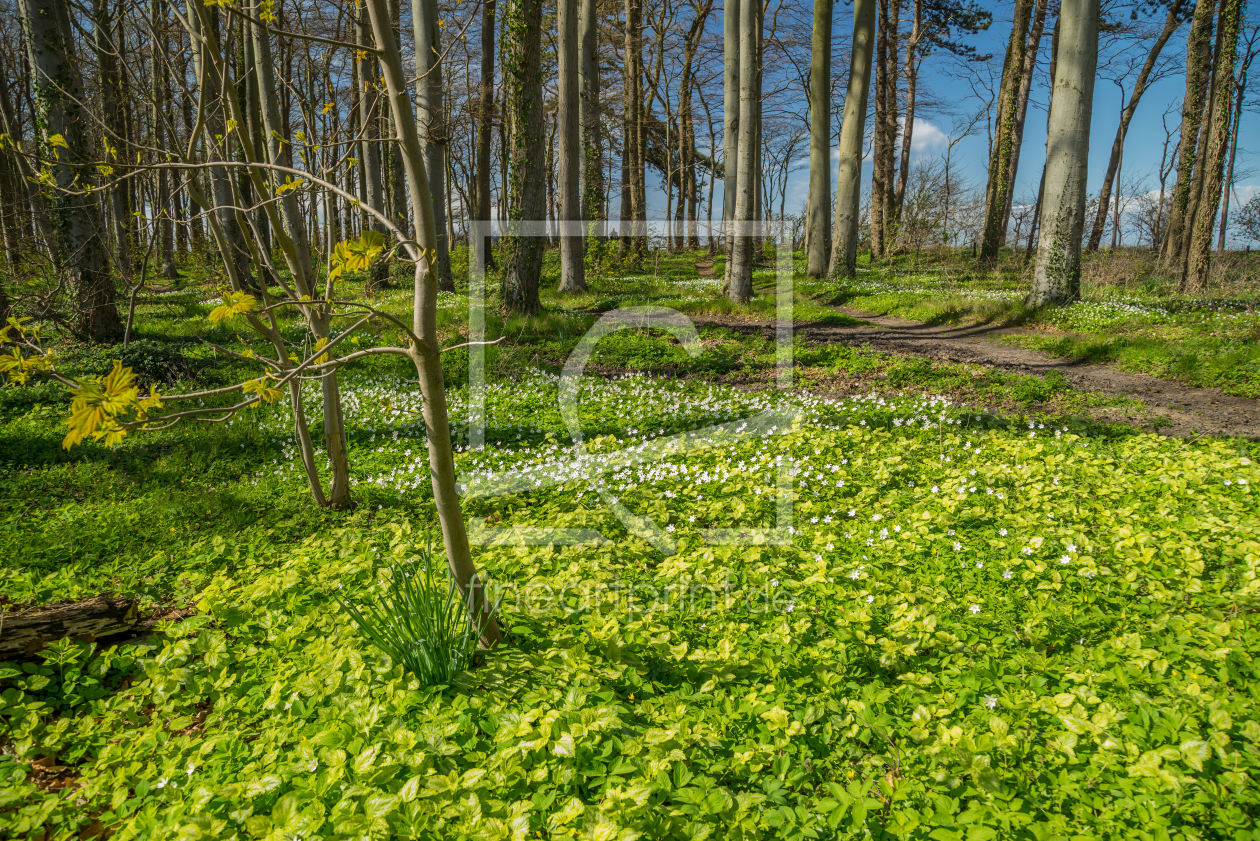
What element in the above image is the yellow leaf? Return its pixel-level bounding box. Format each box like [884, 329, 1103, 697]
[208, 291, 258, 324]
[47, 134, 68, 149]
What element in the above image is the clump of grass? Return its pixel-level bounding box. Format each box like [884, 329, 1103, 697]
[335, 543, 497, 687]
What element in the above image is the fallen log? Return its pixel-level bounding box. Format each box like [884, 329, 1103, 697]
[0, 597, 139, 659]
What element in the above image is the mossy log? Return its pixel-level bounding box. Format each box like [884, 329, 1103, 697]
[0, 597, 139, 659]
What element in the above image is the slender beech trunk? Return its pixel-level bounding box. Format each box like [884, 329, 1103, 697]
[362, 0, 502, 647]
[1086, 0, 1186, 252]
[1215, 31, 1254, 253]
[578, 0, 602, 233]
[622, 0, 645, 265]
[415, 0, 454, 290]
[18, 0, 123, 340]
[1028, 0, 1098, 306]
[892, 0, 924, 224]
[726, 0, 759, 302]
[829, 0, 875, 278]
[997, 0, 1049, 244]
[979, 0, 1036, 264]
[806, 0, 833, 277]
[870, 0, 899, 258]
[356, 2, 387, 249]
[1163, 0, 1217, 265]
[722, 0, 739, 254]
[557, 0, 585, 291]
[1183, 0, 1242, 290]
[502, 0, 545, 313]
[93, 0, 130, 279]
[475, 0, 496, 267]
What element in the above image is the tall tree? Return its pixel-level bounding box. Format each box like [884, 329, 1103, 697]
[92, 0, 130, 279]
[415, 0, 454, 290]
[722, 0, 739, 251]
[578, 0, 602, 230]
[621, 0, 645, 264]
[1028, 0, 1099, 306]
[1162, 0, 1217, 264]
[475, 0, 496, 268]
[362, 0, 503, 646]
[18, 0, 124, 340]
[829, 0, 876, 279]
[726, 0, 759, 302]
[1217, 25, 1258, 252]
[978, 0, 1037, 264]
[869, 0, 900, 258]
[806, 0, 833, 278]
[1182, 0, 1242, 290]
[501, 0, 545, 313]
[557, 0, 584, 291]
[1086, 0, 1189, 252]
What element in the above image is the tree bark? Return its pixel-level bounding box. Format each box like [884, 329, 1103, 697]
[726, 0, 759, 302]
[1028, 0, 1098, 306]
[475, 0, 496, 267]
[502, 0, 545, 313]
[1086, 0, 1186, 252]
[1182, 0, 1242, 290]
[722, 0, 739, 253]
[621, 0, 645, 265]
[1216, 35, 1253, 253]
[1163, 0, 1217, 265]
[979, 0, 1036, 264]
[806, 0, 834, 277]
[414, 0, 454, 291]
[997, 0, 1049, 245]
[557, 0, 585, 291]
[18, 0, 124, 341]
[829, 0, 876, 278]
[0, 597, 139, 659]
[93, 0, 130, 279]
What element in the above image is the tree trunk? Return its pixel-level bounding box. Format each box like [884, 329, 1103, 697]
[722, 0, 739, 254]
[18, 0, 123, 341]
[475, 0, 496, 268]
[829, 0, 876, 279]
[362, 0, 502, 647]
[357, 1, 387, 257]
[1182, 0, 1242, 290]
[502, 0, 545, 313]
[1086, 0, 1186, 252]
[979, 0, 1036, 264]
[93, 0, 131, 279]
[1215, 31, 1253, 253]
[806, 0, 834, 277]
[1028, 0, 1098, 306]
[414, 0, 454, 291]
[579, 0, 602, 233]
[557, 0, 585, 291]
[621, 0, 645, 266]
[870, 0, 900, 259]
[1163, 0, 1216, 265]
[726, 0, 759, 302]
[997, 0, 1049, 244]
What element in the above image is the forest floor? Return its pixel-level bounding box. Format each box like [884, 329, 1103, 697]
[3, 247, 1260, 840]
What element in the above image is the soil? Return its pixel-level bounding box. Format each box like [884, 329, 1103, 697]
[698, 308, 1260, 441]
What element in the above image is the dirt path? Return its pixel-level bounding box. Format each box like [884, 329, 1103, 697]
[701, 308, 1260, 440]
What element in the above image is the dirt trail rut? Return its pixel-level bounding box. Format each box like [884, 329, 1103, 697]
[703, 308, 1260, 440]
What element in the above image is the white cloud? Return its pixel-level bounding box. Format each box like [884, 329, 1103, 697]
[909, 118, 949, 157]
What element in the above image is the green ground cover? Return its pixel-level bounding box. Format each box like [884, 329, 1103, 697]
[3, 251, 1260, 840]
[826, 253, 1260, 398]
